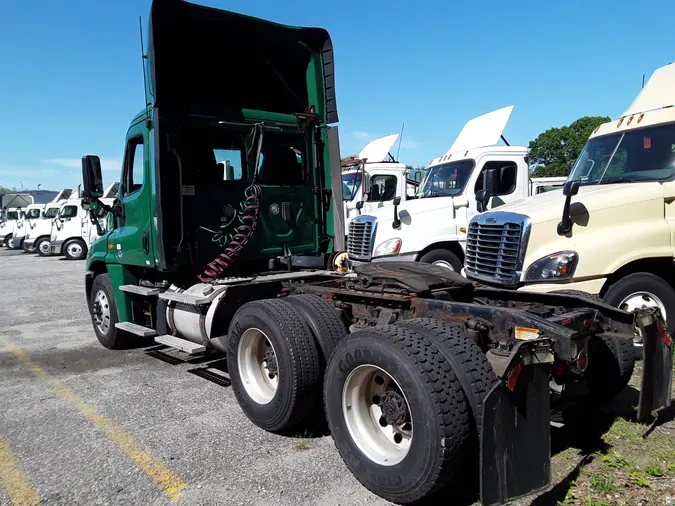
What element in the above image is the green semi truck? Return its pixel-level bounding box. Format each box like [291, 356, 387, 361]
[79, 1, 673, 504]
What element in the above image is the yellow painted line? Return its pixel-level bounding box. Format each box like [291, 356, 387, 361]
[0, 334, 186, 501]
[0, 438, 41, 506]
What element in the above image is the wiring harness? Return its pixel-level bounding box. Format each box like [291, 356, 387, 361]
[198, 182, 262, 281]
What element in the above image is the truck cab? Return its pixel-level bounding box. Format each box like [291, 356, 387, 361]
[464, 62, 675, 334]
[346, 106, 564, 271]
[50, 184, 117, 260]
[7, 204, 45, 249]
[23, 189, 73, 255]
[0, 208, 26, 247]
[341, 133, 419, 233]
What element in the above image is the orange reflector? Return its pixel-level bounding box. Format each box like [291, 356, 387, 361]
[108, 244, 114, 250]
[638, 113, 644, 123]
[507, 363, 524, 392]
[459, 227, 466, 233]
[617, 118, 624, 127]
[627, 116, 634, 125]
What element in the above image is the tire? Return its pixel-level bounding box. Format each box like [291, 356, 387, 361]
[603, 272, 675, 334]
[63, 238, 87, 260]
[35, 237, 51, 257]
[418, 248, 463, 272]
[227, 299, 322, 433]
[394, 319, 497, 438]
[285, 294, 348, 361]
[324, 325, 472, 504]
[3, 234, 11, 247]
[89, 273, 124, 349]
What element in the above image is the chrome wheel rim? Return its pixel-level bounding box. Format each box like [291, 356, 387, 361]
[237, 328, 279, 404]
[92, 289, 111, 334]
[618, 291, 667, 319]
[342, 364, 412, 466]
[67, 242, 83, 258]
[432, 260, 454, 271]
[39, 241, 51, 254]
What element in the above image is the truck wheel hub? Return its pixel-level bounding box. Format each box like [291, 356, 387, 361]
[379, 391, 407, 426]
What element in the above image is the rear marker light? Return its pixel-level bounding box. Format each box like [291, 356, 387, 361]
[577, 352, 588, 371]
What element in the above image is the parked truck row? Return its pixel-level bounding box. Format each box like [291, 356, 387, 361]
[0, 184, 118, 259]
[69, 2, 672, 506]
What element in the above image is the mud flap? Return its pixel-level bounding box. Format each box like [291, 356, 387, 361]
[480, 364, 551, 506]
[637, 313, 673, 422]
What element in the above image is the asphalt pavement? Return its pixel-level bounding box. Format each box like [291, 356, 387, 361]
[0, 248, 391, 506]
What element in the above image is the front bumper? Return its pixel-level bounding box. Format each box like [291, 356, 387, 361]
[50, 240, 64, 255]
[517, 278, 607, 295]
[23, 239, 36, 252]
[348, 252, 418, 270]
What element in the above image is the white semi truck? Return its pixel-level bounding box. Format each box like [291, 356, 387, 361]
[22, 189, 73, 255]
[7, 204, 45, 249]
[346, 106, 566, 271]
[50, 183, 118, 260]
[464, 62, 675, 335]
[341, 133, 420, 234]
[0, 193, 33, 247]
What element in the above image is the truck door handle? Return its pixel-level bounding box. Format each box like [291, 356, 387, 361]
[142, 229, 149, 255]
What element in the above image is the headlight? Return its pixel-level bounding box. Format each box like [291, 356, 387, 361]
[373, 238, 402, 257]
[525, 251, 578, 281]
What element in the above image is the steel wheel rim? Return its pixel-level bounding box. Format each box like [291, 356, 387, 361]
[92, 289, 111, 334]
[67, 243, 83, 257]
[237, 328, 279, 405]
[432, 260, 454, 271]
[618, 291, 667, 318]
[342, 364, 413, 466]
[39, 241, 51, 254]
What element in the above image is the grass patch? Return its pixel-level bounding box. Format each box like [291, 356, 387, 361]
[291, 429, 313, 451]
[644, 463, 665, 477]
[589, 473, 616, 494]
[629, 470, 651, 488]
[600, 452, 632, 469]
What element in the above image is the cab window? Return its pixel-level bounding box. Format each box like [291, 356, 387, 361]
[474, 161, 518, 196]
[60, 205, 78, 218]
[367, 174, 398, 202]
[122, 135, 144, 196]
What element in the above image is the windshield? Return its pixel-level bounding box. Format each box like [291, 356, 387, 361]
[60, 206, 78, 218]
[44, 207, 59, 218]
[342, 172, 362, 201]
[26, 208, 41, 219]
[569, 123, 675, 185]
[417, 160, 475, 198]
[6, 211, 18, 220]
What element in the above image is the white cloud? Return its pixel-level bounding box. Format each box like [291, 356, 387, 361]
[43, 158, 121, 173]
[351, 131, 372, 143]
[400, 138, 418, 149]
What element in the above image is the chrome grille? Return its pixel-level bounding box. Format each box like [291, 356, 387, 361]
[347, 216, 376, 261]
[465, 215, 526, 285]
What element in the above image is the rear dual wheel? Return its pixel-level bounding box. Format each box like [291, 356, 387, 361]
[227, 295, 347, 433]
[324, 321, 494, 504]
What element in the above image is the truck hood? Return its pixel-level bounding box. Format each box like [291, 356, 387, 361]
[358, 134, 399, 163]
[494, 182, 665, 225]
[498, 182, 670, 281]
[147, 0, 337, 123]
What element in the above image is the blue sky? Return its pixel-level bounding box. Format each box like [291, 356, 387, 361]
[1, 0, 674, 191]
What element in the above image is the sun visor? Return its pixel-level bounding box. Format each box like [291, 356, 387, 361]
[147, 0, 338, 123]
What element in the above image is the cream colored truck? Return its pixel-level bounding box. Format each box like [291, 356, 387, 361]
[463, 62, 675, 334]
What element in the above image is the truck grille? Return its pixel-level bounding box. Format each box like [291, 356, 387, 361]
[347, 216, 376, 261]
[465, 215, 527, 285]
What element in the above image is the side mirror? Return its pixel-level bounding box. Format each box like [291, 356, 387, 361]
[562, 180, 579, 196]
[475, 189, 492, 213]
[557, 180, 580, 235]
[362, 173, 372, 197]
[392, 196, 401, 228]
[82, 155, 104, 199]
[356, 200, 364, 215]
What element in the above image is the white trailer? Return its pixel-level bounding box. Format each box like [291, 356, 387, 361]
[50, 183, 118, 260]
[346, 106, 566, 271]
